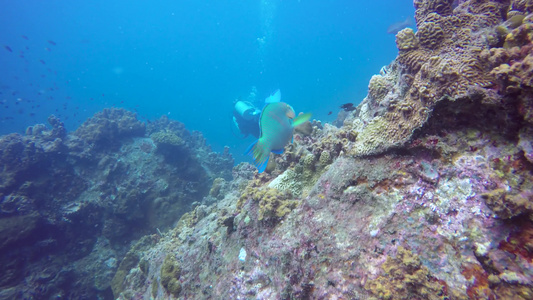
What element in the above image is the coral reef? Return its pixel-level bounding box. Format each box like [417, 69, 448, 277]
[238, 180, 296, 223]
[74, 108, 145, 149]
[368, 74, 392, 103]
[109, 1, 533, 300]
[0, 108, 233, 299]
[349, 0, 509, 155]
[395, 28, 418, 50]
[159, 254, 182, 297]
[365, 246, 449, 300]
[4, 1, 533, 300]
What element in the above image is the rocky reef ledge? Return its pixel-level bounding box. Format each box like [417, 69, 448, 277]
[112, 1, 533, 299]
[0, 108, 233, 299]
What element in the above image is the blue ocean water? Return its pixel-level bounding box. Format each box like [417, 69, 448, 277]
[0, 0, 414, 163]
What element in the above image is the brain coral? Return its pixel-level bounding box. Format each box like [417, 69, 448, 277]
[350, 0, 506, 156]
[416, 21, 445, 49]
[368, 75, 391, 103]
[413, 0, 454, 26]
[395, 28, 418, 51]
[268, 168, 302, 197]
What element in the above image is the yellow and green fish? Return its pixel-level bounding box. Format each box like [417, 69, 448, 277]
[245, 98, 311, 173]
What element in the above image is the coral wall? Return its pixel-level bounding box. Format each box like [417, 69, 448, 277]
[112, 1, 533, 299]
[0, 108, 233, 299]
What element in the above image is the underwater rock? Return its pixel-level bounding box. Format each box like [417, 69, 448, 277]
[74, 108, 146, 149]
[0, 107, 234, 299]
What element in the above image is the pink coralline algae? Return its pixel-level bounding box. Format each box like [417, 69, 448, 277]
[111, 1, 533, 299]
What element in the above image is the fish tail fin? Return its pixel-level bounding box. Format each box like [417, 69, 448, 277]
[245, 139, 270, 173]
[292, 112, 312, 127]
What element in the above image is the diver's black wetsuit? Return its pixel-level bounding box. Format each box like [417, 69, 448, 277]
[233, 110, 260, 138]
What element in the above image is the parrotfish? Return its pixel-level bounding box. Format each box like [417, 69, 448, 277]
[246, 102, 311, 173]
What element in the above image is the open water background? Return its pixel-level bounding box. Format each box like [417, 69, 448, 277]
[0, 0, 414, 162]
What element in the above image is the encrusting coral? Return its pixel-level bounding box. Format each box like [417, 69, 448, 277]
[238, 181, 296, 223]
[159, 254, 182, 297]
[365, 246, 449, 300]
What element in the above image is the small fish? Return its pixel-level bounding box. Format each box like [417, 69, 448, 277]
[39, 59, 46, 64]
[21, 35, 29, 40]
[4, 45, 12, 52]
[328, 111, 332, 115]
[47, 40, 56, 46]
[344, 106, 356, 112]
[387, 17, 413, 35]
[340, 103, 354, 110]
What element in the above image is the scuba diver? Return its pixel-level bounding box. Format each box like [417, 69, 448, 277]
[231, 90, 282, 139]
[232, 99, 261, 139]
